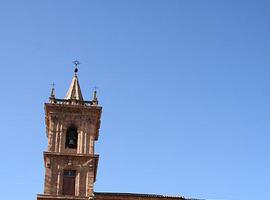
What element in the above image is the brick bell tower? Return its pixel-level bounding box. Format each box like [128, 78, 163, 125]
[37, 63, 102, 200]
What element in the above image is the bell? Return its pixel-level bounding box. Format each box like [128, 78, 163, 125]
[69, 139, 74, 145]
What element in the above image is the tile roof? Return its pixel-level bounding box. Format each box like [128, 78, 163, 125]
[94, 192, 201, 200]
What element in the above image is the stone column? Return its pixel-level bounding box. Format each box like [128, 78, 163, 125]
[75, 171, 80, 196]
[80, 130, 84, 154]
[55, 122, 59, 152]
[58, 124, 63, 153]
[56, 169, 61, 195]
[86, 133, 90, 154]
[77, 130, 81, 154]
[50, 118, 57, 152]
[44, 164, 51, 194]
[89, 136, 94, 154]
[84, 132, 87, 154]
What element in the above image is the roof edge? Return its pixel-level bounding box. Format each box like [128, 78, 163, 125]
[94, 192, 202, 200]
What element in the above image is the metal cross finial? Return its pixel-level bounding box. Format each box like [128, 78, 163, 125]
[94, 86, 98, 91]
[73, 60, 80, 66]
[51, 82, 55, 88]
[73, 60, 80, 74]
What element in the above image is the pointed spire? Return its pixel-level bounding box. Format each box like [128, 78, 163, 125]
[49, 83, 56, 103]
[92, 87, 98, 105]
[65, 61, 84, 101]
[50, 83, 56, 99]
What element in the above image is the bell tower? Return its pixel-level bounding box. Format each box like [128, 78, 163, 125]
[37, 65, 102, 200]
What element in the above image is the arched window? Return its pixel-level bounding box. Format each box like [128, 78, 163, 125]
[65, 127, 78, 149]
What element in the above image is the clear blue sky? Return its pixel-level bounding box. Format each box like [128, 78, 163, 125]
[0, 1, 269, 200]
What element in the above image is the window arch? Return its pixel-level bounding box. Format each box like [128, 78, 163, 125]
[65, 126, 78, 149]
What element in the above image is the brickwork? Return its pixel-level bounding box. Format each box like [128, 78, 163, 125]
[38, 100, 102, 200]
